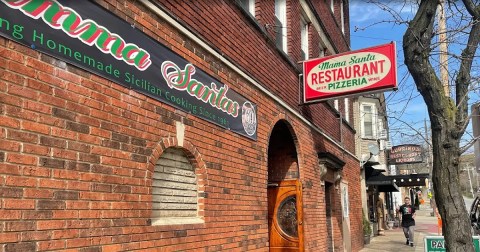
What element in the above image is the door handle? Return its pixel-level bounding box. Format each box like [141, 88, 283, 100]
[299, 221, 303, 225]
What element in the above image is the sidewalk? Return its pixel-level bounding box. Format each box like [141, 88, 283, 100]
[361, 207, 439, 252]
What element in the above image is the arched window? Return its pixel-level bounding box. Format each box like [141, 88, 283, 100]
[151, 148, 203, 225]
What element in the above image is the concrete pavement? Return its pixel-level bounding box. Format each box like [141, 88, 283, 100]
[360, 207, 440, 252]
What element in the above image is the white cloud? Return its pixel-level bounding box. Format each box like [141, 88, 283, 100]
[349, 2, 384, 24]
[349, 1, 418, 25]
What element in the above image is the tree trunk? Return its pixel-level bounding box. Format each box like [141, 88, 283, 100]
[431, 126, 474, 252]
[402, 0, 478, 251]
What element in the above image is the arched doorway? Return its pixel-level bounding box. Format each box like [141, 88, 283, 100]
[267, 121, 304, 251]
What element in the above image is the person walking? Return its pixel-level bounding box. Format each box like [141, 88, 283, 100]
[398, 197, 416, 247]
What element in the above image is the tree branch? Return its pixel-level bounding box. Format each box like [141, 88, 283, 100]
[460, 0, 480, 19]
[386, 115, 432, 147]
[403, 0, 448, 127]
[454, 5, 480, 138]
[460, 135, 480, 154]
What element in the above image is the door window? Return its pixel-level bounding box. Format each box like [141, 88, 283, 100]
[277, 195, 298, 237]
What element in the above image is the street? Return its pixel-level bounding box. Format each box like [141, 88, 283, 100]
[465, 196, 475, 211]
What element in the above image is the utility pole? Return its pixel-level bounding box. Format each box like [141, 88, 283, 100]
[467, 164, 475, 198]
[425, 118, 436, 216]
[428, 0, 448, 218]
[438, 0, 449, 96]
[475, 166, 479, 193]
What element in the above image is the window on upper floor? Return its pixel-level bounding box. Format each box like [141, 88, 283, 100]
[378, 120, 386, 139]
[361, 103, 377, 139]
[319, 47, 325, 57]
[330, 0, 335, 13]
[334, 99, 339, 111]
[344, 98, 349, 122]
[275, 0, 288, 53]
[340, 0, 345, 34]
[239, 0, 255, 17]
[301, 16, 309, 60]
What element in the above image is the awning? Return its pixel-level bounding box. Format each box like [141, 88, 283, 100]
[390, 173, 429, 187]
[366, 173, 399, 192]
[371, 164, 386, 172]
[363, 160, 380, 168]
[364, 163, 385, 179]
[366, 170, 429, 191]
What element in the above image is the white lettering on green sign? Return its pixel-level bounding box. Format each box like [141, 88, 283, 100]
[431, 240, 445, 249]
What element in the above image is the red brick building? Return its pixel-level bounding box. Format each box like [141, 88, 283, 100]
[0, 0, 362, 251]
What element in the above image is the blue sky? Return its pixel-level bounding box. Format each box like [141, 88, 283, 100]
[349, 1, 426, 146]
[348, 1, 477, 151]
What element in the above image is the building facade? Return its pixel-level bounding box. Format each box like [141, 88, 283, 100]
[0, 0, 363, 251]
[354, 93, 430, 237]
[353, 93, 393, 235]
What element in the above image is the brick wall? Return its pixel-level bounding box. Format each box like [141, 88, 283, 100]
[152, 0, 354, 150]
[0, 0, 362, 251]
[311, 0, 350, 53]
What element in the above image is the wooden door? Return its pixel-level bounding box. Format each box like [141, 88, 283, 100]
[267, 180, 304, 252]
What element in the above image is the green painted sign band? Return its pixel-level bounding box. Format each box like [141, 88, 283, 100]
[424, 236, 480, 252]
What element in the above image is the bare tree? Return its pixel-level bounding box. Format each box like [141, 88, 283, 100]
[403, 0, 480, 251]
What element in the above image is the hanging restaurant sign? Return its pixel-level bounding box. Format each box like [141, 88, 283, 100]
[388, 144, 423, 165]
[0, 0, 257, 140]
[303, 42, 397, 103]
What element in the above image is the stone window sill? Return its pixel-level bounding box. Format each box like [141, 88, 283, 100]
[151, 217, 204, 226]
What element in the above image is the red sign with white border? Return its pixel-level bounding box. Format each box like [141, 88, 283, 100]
[303, 42, 397, 103]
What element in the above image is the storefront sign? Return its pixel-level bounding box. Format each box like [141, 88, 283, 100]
[303, 43, 397, 103]
[389, 144, 423, 165]
[424, 236, 480, 252]
[0, 0, 257, 140]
